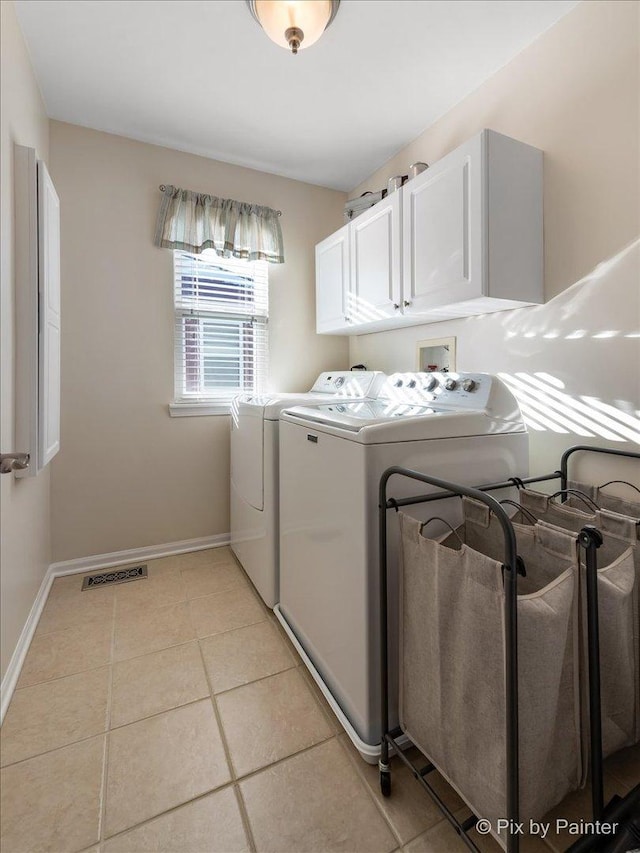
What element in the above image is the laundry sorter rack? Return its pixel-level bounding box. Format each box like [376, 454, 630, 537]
[378, 444, 640, 853]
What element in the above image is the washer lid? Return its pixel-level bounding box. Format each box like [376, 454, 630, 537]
[292, 400, 445, 429]
[281, 399, 525, 443]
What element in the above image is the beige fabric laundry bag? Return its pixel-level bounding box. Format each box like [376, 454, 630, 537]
[519, 489, 640, 754]
[567, 479, 640, 520]
[398, 509, 582, 843]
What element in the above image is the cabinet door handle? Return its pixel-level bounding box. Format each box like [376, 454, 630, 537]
[403, 300, 411, 307]
[393, 303, 400, 310]
[344, 316, 352, 323]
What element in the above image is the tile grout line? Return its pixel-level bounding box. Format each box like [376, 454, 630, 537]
[98, 784, 238, 847]
[236, 731, 339, 785]
[191, 615, 269, 646]
[7, 662, 112, 700]
[294, 662, 347, 737]
[210, 634, 332, 853]
[31, 571, 120, 643]
[232, 786, 256, 853]
[98, 595, 117, 846]
[194, 635, 258, 853]
[17, 660, 110, 692]
[334, 734, 405, 850]
[0, 726, 110, 771]
[98, 733, 342, 847]
[208, 661, 299, 699]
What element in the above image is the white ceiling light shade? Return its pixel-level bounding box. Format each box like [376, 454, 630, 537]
[246, 0, 340, 54]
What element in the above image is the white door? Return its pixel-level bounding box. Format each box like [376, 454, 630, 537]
[349, 191, 401, 324]
[315, 225, 350, 333]
[37, 160, 61, 468]
[402, 133, 483, 314]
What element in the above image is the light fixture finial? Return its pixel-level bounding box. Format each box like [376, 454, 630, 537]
[284, 26, 304, 55]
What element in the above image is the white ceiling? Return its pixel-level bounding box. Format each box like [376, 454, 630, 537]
[15, 0, 578, 191]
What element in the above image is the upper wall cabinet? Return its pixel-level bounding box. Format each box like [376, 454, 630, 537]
[316, 129, 543, 335]
[14, 145, 61, 476]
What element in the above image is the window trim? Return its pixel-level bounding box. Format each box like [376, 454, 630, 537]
[168, 401, 232, 417]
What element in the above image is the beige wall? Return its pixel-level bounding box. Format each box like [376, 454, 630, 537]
[349, 0, 640, 478]
[49, 123, 348, 561]
[0, 0, 51, 677]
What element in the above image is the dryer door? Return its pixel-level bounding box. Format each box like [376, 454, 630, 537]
[231, 403, 264, 511]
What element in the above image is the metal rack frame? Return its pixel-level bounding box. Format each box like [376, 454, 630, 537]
[378, 444, 640, 853]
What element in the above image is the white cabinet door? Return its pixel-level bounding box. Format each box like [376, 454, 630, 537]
[349, 191, 402, 324]
[402, 134, 483, 314]
[315, 225, 350, 333]
[37, 160, 61, 467]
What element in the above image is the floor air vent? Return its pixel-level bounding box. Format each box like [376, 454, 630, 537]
[82, 565, 148, 590]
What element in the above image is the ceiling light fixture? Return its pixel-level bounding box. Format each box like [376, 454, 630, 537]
[246, 0, 340, 55]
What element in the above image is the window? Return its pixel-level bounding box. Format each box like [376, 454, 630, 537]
[173, 250, 268, 410]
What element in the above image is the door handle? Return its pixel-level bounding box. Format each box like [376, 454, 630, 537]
[0, 452, 30, 474]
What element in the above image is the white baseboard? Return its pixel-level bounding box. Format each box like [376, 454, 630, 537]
[0, 532, 230, 723]
[48, 533, 230, 577]
[0, 567, 56, 724]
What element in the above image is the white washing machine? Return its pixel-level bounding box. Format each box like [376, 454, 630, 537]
[230, 371, 385, 608]
[275, 372, 529, 761]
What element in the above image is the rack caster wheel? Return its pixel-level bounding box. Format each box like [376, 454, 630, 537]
[380, 771, 391, 797]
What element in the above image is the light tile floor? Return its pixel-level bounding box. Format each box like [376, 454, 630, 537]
[1, 547, 637, 853]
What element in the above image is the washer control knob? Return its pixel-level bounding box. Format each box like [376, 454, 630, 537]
[422, 376, 438, 391]
[462, 379, 477, 392]
[334, 377, 345, 388]
[394, 378, 403, 388]
[407, 379, 417, 388]
[444, 378, 458, 391]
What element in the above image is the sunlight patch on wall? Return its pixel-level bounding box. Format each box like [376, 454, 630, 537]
[509, 329, 637, 341]
[535, 372, 564, 389]
[516, 403, 568, 434]
[579, 397, 640, 443]
[498, 373, 640, 444]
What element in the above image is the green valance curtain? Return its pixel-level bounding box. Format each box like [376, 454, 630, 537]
[154, 184, 284, 263]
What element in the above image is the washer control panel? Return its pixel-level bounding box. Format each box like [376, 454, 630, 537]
[381, 372, 492, 408]
[310, 371, 386, 397]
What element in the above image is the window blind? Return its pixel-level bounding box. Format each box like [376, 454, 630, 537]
[173, 250, 268, 402]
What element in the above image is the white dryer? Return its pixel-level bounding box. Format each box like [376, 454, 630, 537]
[275, 372, 529, 761]
[230, 371, 385, 607]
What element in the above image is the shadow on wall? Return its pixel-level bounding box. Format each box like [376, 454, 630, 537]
[455, 238, 640, 475]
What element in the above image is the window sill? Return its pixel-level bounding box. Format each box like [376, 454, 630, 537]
[169, 401, 232, 417]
